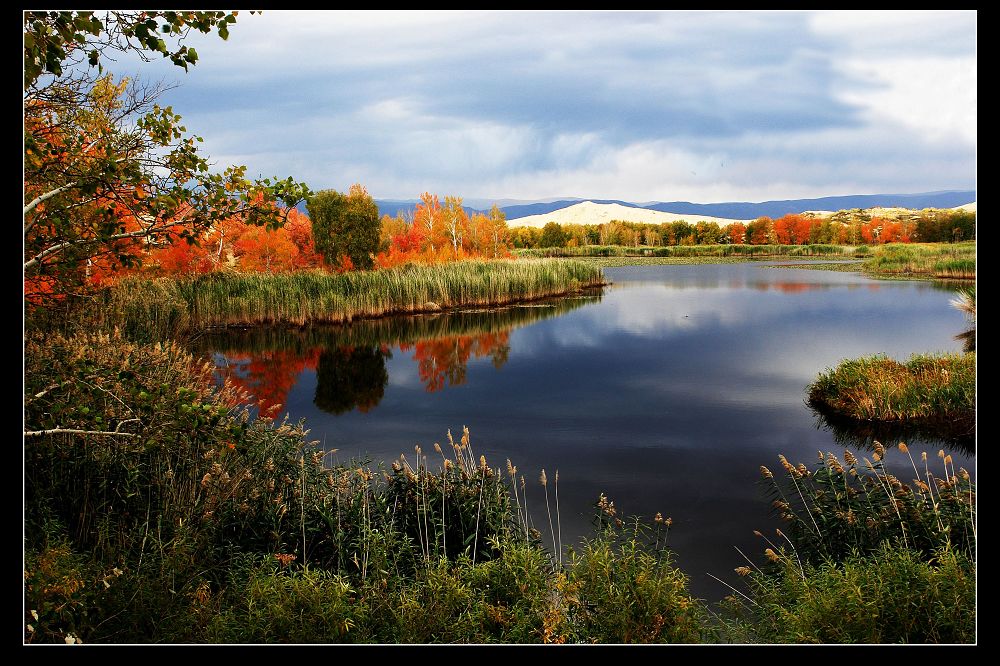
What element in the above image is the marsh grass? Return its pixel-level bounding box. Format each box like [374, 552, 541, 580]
[95, 260, 604, 342]
[863, 242, 976, 279]
[717, 444, 977, 644]
[724, 545, 975, 644]
[807, 353, 975, 437]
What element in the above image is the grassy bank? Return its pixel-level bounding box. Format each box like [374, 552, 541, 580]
[807, 353, 976, 435]
[96, 259, 605, 341]
[862, 242, 976, 279]
[518, 244, 868, 260]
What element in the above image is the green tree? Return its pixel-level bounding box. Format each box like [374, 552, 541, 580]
[539, 221, 568, 248]
[307, 185, 381, 270]
[23, 11, 311, 303]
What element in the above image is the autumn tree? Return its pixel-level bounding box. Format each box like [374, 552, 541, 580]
[442, 196, 470, 259]
[476, 204, 510, 258]
[413, 192, 443, 253]
[307, 184, 381, 271]
[539, 221, 568, 248]
[24, 11, 311, 304]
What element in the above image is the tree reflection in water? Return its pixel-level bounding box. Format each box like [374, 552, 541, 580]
[201, 293, 598, 415]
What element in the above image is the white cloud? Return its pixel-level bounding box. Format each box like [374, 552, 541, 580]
[836, 57, 976, 145]
[97, 10, 976, 200]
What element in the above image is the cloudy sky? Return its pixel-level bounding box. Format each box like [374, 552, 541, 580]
[110, 10, 976, 203]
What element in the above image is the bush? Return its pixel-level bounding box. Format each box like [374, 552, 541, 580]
[729, 545, 975, 643]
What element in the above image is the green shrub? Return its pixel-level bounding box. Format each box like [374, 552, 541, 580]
[729, 545, 975, 643]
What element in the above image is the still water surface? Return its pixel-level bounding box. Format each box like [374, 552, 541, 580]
[202, 263, 974, 600]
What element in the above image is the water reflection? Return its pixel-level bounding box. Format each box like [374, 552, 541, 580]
[314, 345, 390, 414]
[809, 407, 975, 456]
[200, 293, 600, 414]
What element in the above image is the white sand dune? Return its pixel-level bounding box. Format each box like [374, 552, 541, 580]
[952, 201, 976, 212]
[507, 201, 751, 228]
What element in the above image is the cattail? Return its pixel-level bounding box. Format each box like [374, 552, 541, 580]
[898, 442, 909, 454]
[945, 454, 953, 465]
[434, 442, 442, 454]
[760, 465, 773, 479]
[872, 451, 881, 462]
[765, 548, 780, 562]
[844, 450, 858, 466]
[506, 459, 515, 477]
[753, 530, 764, 538]
[480, 455, 487, 472]
[959, 468, 970, 480]
[938, 449, 945, 459]
[655, 512, 664, 523]
[874, 441, 884, 458]
[921, 451, 928, 462]
[735, 566, 752, 576]
[665, 517, 673, 527]
[540, 469, 548, 486]
[797, 463, 810, 477]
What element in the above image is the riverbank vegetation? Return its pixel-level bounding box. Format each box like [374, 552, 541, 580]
[519, 243, 867, 260]
[85, 260, 603, 342]
[863, 241, 976, 279]
[807, 353, 976, 438]
[719, 444, 975, 643]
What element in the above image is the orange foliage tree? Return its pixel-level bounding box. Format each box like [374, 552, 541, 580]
[375, 195, 512, 268]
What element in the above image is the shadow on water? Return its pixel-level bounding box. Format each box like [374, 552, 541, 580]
[193, 291, 602, 415]
[808, 405, 975, 456]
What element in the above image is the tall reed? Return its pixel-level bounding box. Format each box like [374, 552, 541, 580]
[97, 260, 605, 342]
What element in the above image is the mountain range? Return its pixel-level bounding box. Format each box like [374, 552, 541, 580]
[372, 190, 976, 223]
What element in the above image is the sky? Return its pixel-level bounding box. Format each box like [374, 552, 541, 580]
[104, 10, 976, 204]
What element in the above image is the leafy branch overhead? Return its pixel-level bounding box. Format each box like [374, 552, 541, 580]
[23, 11, 311, 303]
[24, 10, 244, 90]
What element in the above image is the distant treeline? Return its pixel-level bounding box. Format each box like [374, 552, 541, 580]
[509, 210, 976, 249]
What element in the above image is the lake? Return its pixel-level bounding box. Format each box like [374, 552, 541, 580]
[200, 262, 975, 601]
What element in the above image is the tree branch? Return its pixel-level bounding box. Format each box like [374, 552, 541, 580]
[24, 226, 161, 272]
[23, 181, 79, 217]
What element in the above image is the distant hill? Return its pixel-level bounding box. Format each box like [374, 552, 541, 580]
[506, 201, 750, 229]
[359, 190, 976, 223]
[638, 191, 976, 220]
